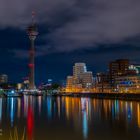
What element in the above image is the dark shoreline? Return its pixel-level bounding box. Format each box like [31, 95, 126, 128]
[56, 93, 140, 101]
[1, 92, 140, 101]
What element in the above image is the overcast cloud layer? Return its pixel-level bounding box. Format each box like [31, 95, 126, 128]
[1, 0, 140, 54]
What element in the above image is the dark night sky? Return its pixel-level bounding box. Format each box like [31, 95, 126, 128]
[0, 0, 140, 84]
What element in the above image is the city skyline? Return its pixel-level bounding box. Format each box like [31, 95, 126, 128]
[1, 1, 140, 140]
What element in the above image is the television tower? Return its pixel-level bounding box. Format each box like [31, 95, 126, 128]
[27, 12, 38, 90]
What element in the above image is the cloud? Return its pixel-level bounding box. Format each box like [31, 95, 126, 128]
[0, 0, 77, 27]
[11, 45, 52, 58]
[47, 0, 140, 52]
[1, 0, 140, 55]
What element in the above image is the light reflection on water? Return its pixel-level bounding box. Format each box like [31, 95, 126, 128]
[81, 98, 88, 139]
[0, 98, 2, 123]
[0, 96, 140, 140]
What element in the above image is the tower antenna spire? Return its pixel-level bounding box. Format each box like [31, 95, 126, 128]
[31, 11, 36, 25]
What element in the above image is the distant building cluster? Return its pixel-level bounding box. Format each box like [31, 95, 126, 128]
[66, 63, 93, 92]
[66, 60, 140, 93]
[96, 59, 140, 93]
[0, 74, 8, 84]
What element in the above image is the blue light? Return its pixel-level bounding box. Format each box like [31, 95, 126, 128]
[47, 97, 52, 119]
[120, 81, 133, 86]
[10, 98, 15, 127]
[83, 111, 88, 139]
[0, 99, 2, 122]
[11, 90, 15, 94]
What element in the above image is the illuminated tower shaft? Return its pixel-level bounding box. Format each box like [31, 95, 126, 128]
[27, 13, 38, 90]
[29, 37, 35, 89]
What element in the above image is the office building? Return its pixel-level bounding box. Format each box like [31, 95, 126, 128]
[96, 73, 110, 92]
[66, 63, 93, 92]
[81, 72, 93, 88]
[109, 59, 129, 87]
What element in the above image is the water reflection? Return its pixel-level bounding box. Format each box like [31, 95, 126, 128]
[47, 97, 52, 119]
[0, 96, 140, 140]
[81, 98, 89, 139]
[17, 98, 21, 119]
[9, 98, 16, 127]
[23, 96, 35, 140]
[137, 104, 140, 128]
[27, 106, 34, 140]
[38, 96, 42, 116]
[0, 98, 2, 123]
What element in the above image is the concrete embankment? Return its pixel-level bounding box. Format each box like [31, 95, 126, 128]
[56, 93, 140, 101]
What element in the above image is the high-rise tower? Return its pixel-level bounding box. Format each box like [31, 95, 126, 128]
[27, 12, 38, 90]
[73, 63, 87, 79]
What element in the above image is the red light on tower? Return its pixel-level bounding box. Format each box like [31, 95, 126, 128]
[28, 63, 34, 68]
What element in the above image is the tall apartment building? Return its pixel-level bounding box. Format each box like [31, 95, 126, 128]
[109, 59, 129, 87]
[73, 63, 87, 79]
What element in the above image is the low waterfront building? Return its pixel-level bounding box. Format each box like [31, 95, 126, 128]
[66, 76, 74, 92]
[23, 78, 29, 89]
[17, 83, 23, 90]
[129, 64, 140, 74]
[115, 75, 140, 93]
